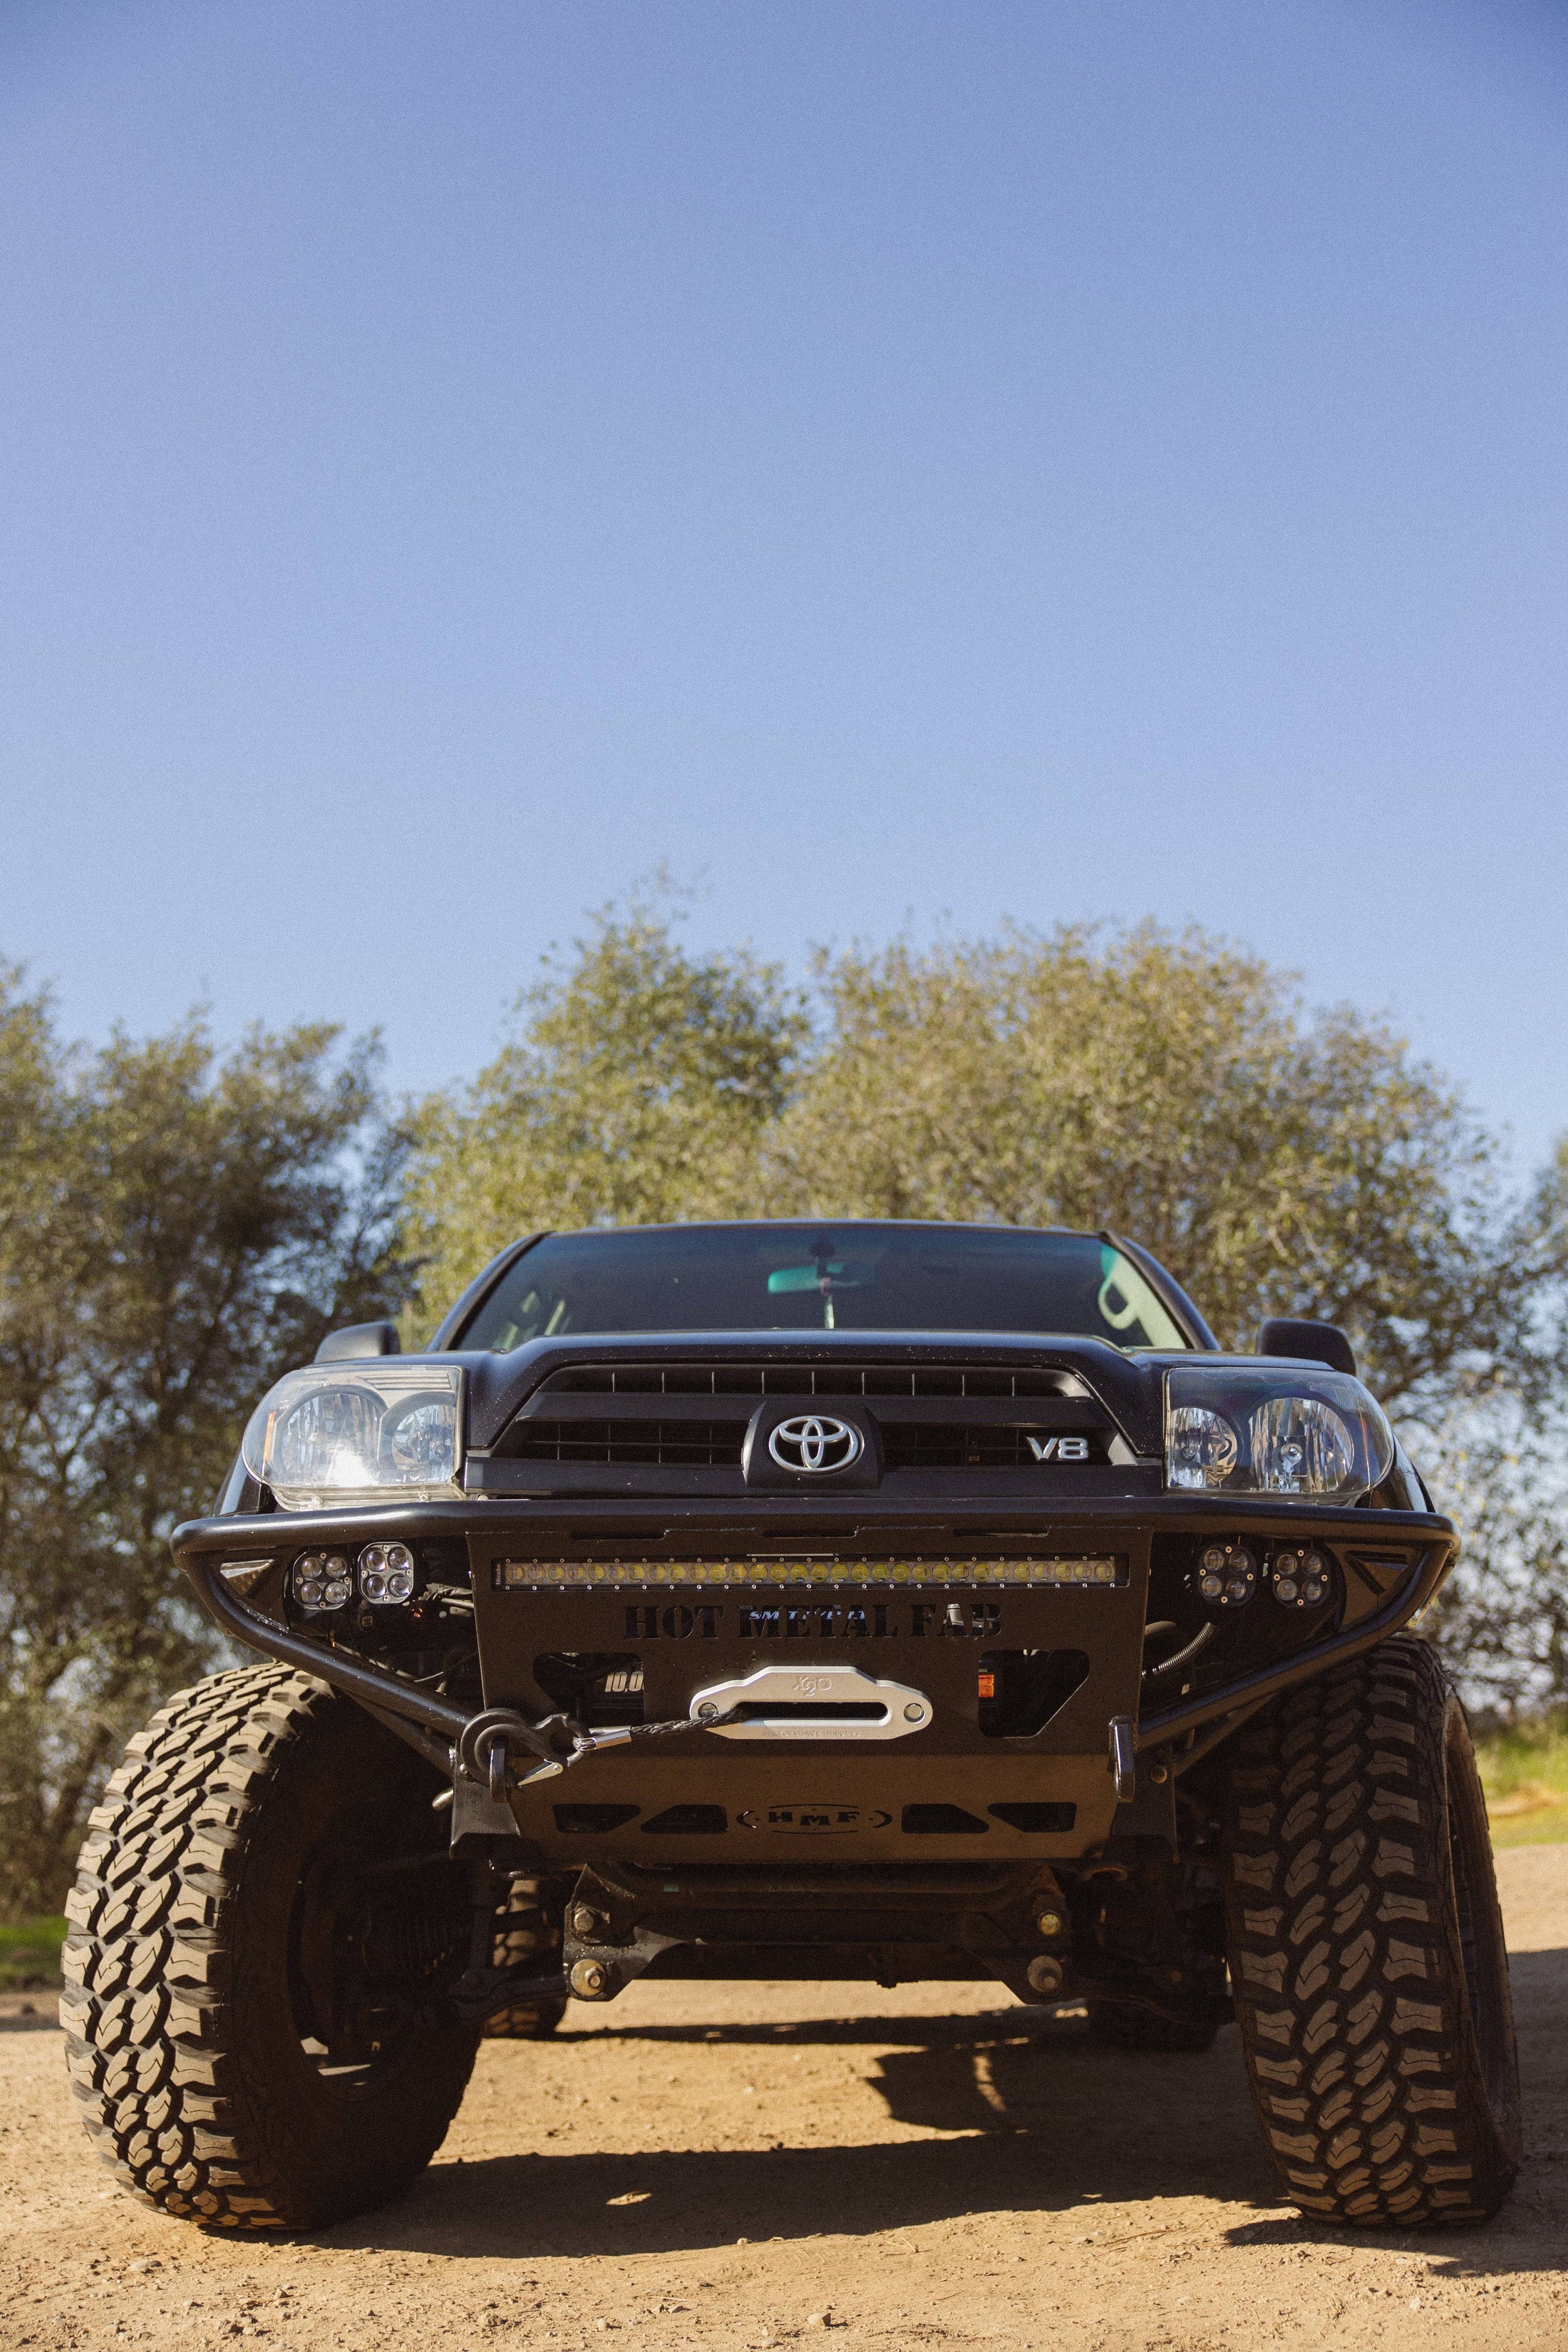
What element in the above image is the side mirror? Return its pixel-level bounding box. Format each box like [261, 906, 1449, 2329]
[314, 1320, 401, 1363]
[1257, 1318, 1356, 1377]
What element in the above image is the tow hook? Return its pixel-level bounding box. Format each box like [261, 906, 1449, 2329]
[458, 1708, 568, 1801]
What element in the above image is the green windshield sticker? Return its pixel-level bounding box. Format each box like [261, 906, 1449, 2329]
[767, 1264, 835, 1294]
[767, 1259, 880, 1295]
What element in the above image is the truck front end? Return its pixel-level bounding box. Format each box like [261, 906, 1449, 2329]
[174, 1222, 1449, 2030]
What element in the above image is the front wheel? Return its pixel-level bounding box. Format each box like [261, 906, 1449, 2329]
[1223, 1636, 1520, 2228]
[63, 1666, 480, 2229]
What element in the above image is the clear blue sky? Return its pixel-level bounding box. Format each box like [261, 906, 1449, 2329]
[3, 1, 1567, 1177]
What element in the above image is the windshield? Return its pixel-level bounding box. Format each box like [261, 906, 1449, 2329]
[458, 1224, 1191, 1352]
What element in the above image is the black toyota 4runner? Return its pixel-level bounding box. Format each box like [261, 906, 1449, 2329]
[63, 1221, 1519, 2233]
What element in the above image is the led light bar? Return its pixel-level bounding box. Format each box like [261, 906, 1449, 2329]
[497, 1555, 1123, 1592]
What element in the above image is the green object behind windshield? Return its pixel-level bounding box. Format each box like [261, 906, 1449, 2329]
[767, 1264, 832, 1293]
[461, 1223, 1191, 1353]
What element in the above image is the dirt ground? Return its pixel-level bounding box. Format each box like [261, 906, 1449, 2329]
[4, 1847, 1567, 2352]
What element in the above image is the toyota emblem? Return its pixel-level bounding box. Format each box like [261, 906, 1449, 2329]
[767, 1413, 864, 1473]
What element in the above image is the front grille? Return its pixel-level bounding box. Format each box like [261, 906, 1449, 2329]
[505, 1418, 1104, 1470]
[507, 1419, 743, 1466]
[492, 1359, 1127, 1484]
[536, 1363, 1068, 1398]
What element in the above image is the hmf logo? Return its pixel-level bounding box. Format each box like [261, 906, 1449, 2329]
[736, 1802, 893, 1832]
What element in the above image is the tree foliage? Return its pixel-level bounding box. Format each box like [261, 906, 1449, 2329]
[406, 899, 807, 1321]
[1420, 1408, 1568, 1718]
[0, 972, 408, 1911]
[766, 925, 1553, 1416]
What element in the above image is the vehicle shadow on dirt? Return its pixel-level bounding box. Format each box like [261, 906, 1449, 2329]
[313, 1941, 1568, 2274]
[321, 2010, 1288, 2259]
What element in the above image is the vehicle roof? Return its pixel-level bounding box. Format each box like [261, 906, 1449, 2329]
[508, 1217, 1090, 1235]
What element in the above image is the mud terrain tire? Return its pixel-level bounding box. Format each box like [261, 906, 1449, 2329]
[1224, 1634, 1519, 2227]
[62, 1665, 480, 2229]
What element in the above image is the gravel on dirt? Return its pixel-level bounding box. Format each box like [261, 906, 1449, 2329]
[3, 1845, 1566, 2352]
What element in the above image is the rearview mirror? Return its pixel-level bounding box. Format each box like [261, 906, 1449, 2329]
[1257, 1318, 1356, 1377]
[314, 1320, 401, 1363]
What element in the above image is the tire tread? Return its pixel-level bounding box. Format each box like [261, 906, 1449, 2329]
[64, 1664, 476, 2230]
[1223, 1635, 1518, 2229]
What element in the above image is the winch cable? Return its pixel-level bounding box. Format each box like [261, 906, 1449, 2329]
[463, 1703, 748, 1800]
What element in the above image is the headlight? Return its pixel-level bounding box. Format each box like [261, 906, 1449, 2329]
[241, 1365, 463, 1510]
[1165, 1364, 1393, 1503]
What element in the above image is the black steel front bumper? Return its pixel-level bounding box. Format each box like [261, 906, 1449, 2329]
[174, 1495, 1455, 1870]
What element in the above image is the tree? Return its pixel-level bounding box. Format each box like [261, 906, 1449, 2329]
[765, 924, 1552, 1417]
[404, 897, 808, 1324]
[1420, 1408, 1568, 1718]
[0, 974, 408, 1913]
